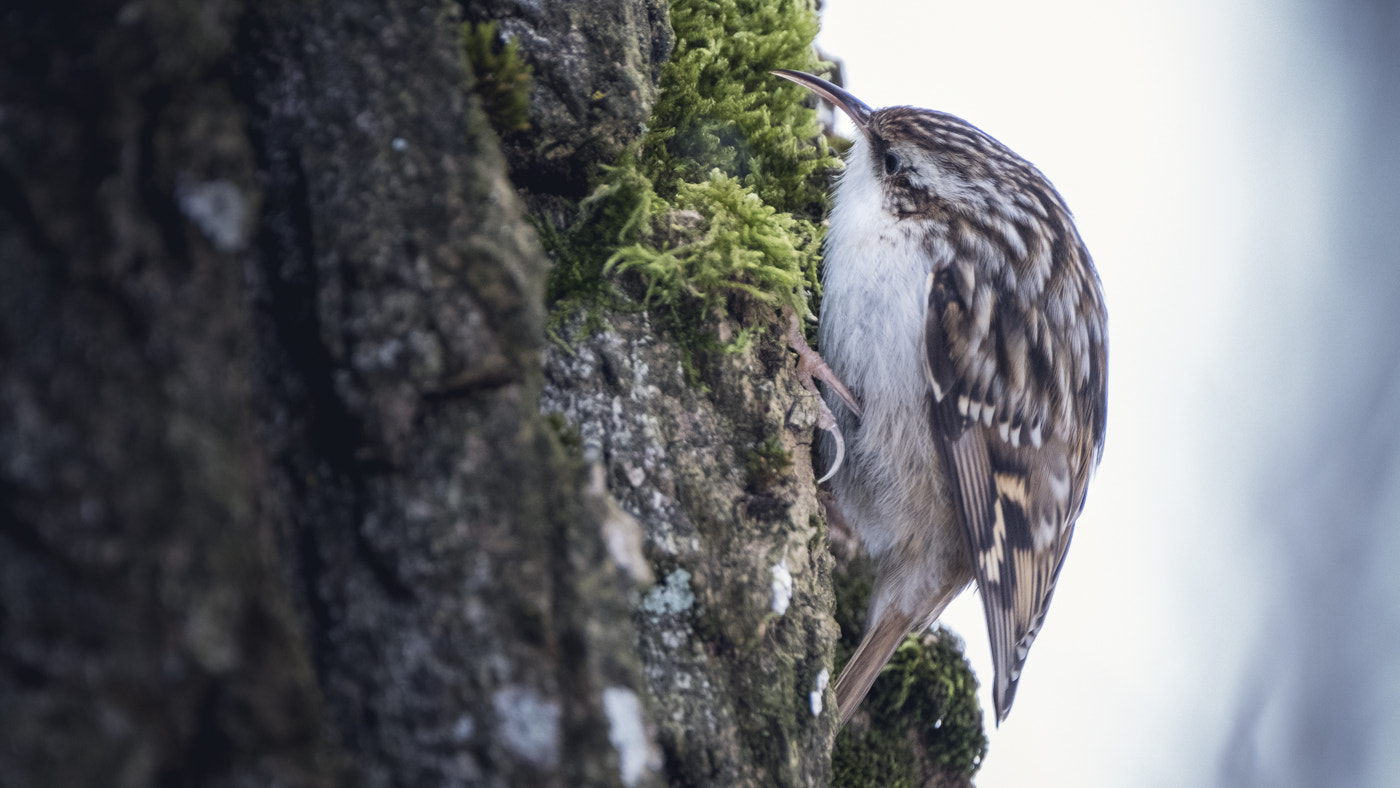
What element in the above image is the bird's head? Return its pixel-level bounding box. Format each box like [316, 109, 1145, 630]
[772, 69, 1056, 224]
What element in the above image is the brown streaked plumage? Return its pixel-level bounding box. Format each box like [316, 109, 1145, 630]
[773, 70, 1107, 726]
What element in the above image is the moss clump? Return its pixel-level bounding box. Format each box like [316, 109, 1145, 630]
[832, 629, 988, 787]
[540, 155, 662, 338]
[642, 0, 836, 215]
[544, 412, 583, 458]
[743, 433, 794, 490]
[831, 557, 987, 786]
[461, 21, 533, 135]
[606, 170, 821, 324]
[544, 0, 839, 372]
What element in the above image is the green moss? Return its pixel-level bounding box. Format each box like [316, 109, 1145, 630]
[832, 554, 875, 670]
[831, 559, 987, 786]
[832, 629, 988, 787]
[462, 21, 533, 135]
[880, 630, 987, 774]
[543, 0, 839, 374]
[743, 433, 794, 490]
[605, 169, 821, 335]
[641, 0, 836, 215]
[544, 412, 583, 458]
[541, 154, 661, 324]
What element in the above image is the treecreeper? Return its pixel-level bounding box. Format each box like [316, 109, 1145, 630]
[776, 70, 1108, 726]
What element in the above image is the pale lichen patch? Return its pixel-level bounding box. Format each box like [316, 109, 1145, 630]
[641, 569, 694, 616]
[810, 668, 830, 717]
[771, 558, 794, 616]
[176, 177, 249, 252]
[491, 685, 561, 768]
[602, 687, 655, 787]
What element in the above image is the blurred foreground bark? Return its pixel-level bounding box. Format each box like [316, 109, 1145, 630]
[1, 0, 654, 785]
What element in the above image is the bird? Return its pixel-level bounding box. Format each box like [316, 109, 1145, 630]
[774, 69, 1108, 726]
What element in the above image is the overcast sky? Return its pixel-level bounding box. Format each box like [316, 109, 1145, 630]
[815, 1, 1400, 785]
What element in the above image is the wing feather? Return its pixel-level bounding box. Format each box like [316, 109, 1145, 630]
[924, 242, 1105, 724]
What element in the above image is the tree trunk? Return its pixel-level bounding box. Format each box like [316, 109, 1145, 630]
[1, 1, 982, 786]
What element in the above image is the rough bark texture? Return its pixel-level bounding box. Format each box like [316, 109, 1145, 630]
[2, 0, 653, 786]
[464, 0, 845, 783]
[239, 1, 655, 785]
[461, 0, 673, 218]
[0, 2, 344, 785]
[543, 304, 839, 787]
[1, 0, 981, 785]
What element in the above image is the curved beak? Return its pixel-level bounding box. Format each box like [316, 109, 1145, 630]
[770, 69, 872, 136]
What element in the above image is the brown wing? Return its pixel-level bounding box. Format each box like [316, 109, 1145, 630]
[923, 225, 1107, 723]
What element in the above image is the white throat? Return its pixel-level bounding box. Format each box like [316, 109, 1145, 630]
[817, 135, 936, 416]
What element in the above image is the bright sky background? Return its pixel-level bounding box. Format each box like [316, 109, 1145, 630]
[817, 1, 1400, 785]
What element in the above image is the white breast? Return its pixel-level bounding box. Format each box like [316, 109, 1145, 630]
[819, 137, 931, 421]
[818, 136, 964, 613]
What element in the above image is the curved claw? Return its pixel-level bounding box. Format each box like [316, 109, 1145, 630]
[785, 311, 858, 483]
[815, 395, 845, 484]
[786, 313, 862, 418]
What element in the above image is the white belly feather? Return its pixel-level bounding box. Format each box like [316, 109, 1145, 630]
[817, 140, 969, 617]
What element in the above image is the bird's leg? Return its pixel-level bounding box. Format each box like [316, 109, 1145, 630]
[786, 311, 862, 416]
[786, 311, 862, 483]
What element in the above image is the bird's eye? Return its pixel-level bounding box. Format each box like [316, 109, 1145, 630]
[883, 151, 901, 175]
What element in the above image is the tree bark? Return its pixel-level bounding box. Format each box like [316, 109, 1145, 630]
[2, 1, 981, 786]
[3, 0, 651, 785]
[1, 2, 348, 785]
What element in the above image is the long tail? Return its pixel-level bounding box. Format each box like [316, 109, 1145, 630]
[834, 607, 914, 725]
[834, 585, 964, 726]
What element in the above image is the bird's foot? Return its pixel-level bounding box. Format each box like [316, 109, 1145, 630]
[786, 312, 861, 483]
